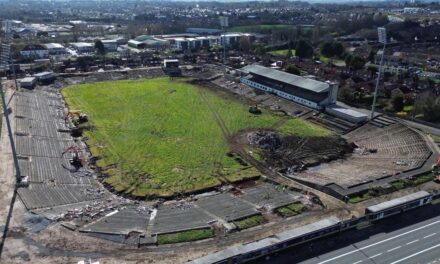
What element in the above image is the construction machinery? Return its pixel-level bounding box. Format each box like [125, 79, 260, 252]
[65, 110, 88, 125]
[61, 146, 83, 169]
[249, 103, 262, 115]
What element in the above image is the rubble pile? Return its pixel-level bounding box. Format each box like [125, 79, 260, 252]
[247, 130, 354, 175]
[248, 131, 282, 151]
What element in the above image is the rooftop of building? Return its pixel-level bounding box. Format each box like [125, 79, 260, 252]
[241, 64, 330, 93]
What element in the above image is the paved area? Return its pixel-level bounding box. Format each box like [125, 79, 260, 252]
[299, 215, 440, 264]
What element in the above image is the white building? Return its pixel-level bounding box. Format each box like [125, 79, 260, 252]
[20, 44, 49, 59]
[70, 42, 94, 54]
[101, 39, 118, 51]
[43, 43, 67, 55]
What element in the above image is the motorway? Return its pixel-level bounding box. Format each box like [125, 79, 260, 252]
[299, 215, 440, 264]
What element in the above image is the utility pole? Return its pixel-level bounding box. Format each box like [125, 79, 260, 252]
[370, 27, 387, 120]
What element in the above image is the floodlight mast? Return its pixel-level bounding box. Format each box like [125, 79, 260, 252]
[370, 27, 387, 120]
[219, 16, 228, 75]
[0, 21, 21, 183]
[0, 80, 21, 183]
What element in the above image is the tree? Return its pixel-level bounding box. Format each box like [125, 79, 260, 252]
[285, 65, 301, 75]
[373, 13, 389, 26]
[345, 54, 366, 71]
[286, 48, 293, 59]
[332, 42, 344, 57]
[391, 94, 404, 112]
[239, 36, 251, 52]
[321, 42, 334, 57]
[94, 40, 106, 55]
[295, 40, 313, 59]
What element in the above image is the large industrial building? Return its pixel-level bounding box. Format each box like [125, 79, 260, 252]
[240, 65, 338, 110]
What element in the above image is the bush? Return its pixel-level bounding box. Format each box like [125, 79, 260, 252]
[285, 64, 301, 75]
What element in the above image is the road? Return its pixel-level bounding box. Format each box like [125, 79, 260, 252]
[298, 215, 440, 264]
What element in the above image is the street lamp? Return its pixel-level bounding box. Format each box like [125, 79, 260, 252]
[370, 27, 387, 120]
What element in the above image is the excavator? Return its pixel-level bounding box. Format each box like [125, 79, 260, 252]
[249, 102, 262, 115]
[61, 146, 83, 169]
[65, 110, 88, 125]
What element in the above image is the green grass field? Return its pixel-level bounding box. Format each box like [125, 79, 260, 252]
[228, 24, 291, 33]
[62, 77, 330, 197]
[269, 49, 296, 57]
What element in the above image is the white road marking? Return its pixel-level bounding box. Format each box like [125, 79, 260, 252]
[317, 219, 440, 264]
[390, 243, 440, 264]
[370, 253, 383, 258]
[406, 239, 419, 245]
[424, 233, 437, 239]
[352, 261, 363, 264]
[387, 246, 402, 252]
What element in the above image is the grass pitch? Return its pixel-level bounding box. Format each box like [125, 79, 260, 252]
[62, 77, 330, 197]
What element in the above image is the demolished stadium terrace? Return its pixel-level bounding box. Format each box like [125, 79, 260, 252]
[9, 69, 440, 249]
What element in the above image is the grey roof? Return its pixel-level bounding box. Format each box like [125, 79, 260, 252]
[43, 43, 64, 49]
[275, 216, 340, 243]
[20, 77, 36, 83]
[366, 191, 430, 213]
[33, 71, 55, 78]
[241, 64, 330, 93]
[188, 216, 341, 264]
[70, 42, 93, 48]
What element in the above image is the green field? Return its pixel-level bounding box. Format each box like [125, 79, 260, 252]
[269, 49, 296, 57]
[228, 24, 291, 33]
[319, 56, 346, 67]
[62, 77, 330, 197]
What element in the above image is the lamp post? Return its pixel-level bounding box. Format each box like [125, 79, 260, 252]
[370, 27, 387, 120]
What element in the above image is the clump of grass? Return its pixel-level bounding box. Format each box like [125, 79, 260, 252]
[157, 228, 214, 244]
[233, 214, 265, 230]
[275, 202, 305, 218]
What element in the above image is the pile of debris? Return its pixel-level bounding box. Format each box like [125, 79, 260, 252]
[354, 147, 377, 155]
[246, 130, 354, 174]
[248, 131, 281, 151]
